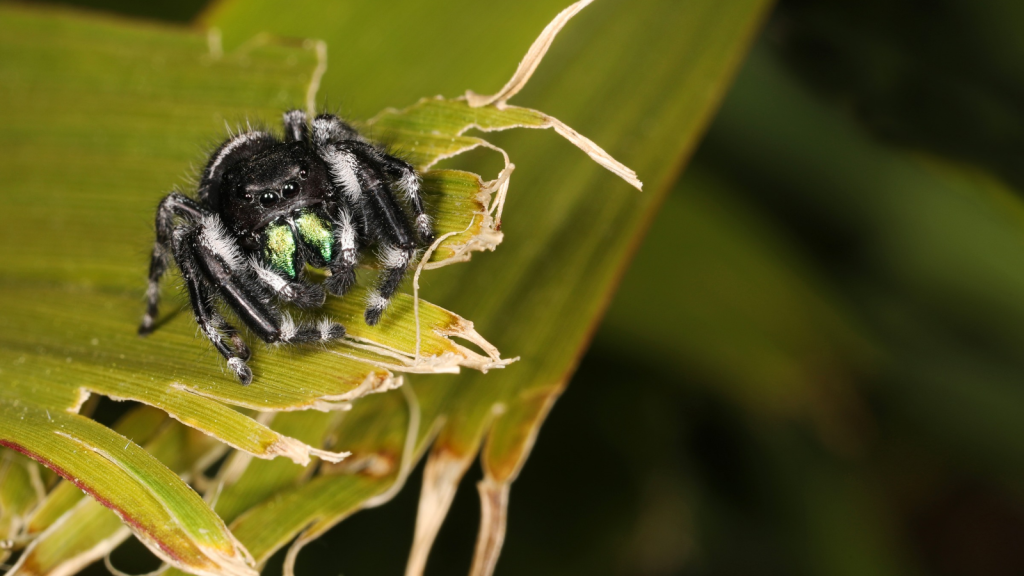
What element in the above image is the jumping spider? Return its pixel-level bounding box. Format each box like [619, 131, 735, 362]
[139, 109, 433, 385]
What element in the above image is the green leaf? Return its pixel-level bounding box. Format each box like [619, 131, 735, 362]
[0, 401, 251, 576]
[0, 2, 640, 572]
[10, 407, 219, 576]
[0, 449, 43, 565]
[2, 0, 773, 573]
[0, 4, 504, 572]
[21, 405, 170, 540]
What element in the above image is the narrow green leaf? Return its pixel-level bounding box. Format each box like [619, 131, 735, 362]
[0, 449, 43, 564]
[13, 498, 127, 576]
[24, 405, 170, 538]
[10, 415, 217, 576]
[0, 403, 252, 576]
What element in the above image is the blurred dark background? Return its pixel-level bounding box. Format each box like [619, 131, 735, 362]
[36, 0, 1024, 574]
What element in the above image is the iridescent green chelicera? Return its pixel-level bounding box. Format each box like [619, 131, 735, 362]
[264, 223, 297, 278]
[296, 210, 333, 263]
[263, 211, 333, 279]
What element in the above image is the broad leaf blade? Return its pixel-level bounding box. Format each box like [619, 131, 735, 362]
[0, 0, 509, 460]
[0, 3, 528, 571]
[0, 5, 381, 572]
[207, 0, 772, 573]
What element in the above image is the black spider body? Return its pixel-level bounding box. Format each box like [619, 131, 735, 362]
[139, 110, 433, 385]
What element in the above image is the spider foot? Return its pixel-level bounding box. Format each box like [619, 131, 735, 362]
[318, 320, 347, 341]
[137, 317, 155, 336]
[415, 214, 435, 245]
[227, 357, 253, 386]
[138, 281, 160, 336]
[364, 291, 389, 326]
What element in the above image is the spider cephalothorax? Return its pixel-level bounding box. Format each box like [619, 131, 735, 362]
[139, 109, 433, 385]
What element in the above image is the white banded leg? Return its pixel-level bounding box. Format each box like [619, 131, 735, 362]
[365, 243, 414, 326]
[172, 227, 253, 384]
[250, 257, 326, 308]
[283, 109, 308, 143]
[395, 168, 432, 242]
[140, 192, 205, 335]
[325, 208, 359, 296]
[343, 140, 433, 243]
[274, 312, 346, 345]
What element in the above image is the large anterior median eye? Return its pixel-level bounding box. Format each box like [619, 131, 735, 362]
[259, 191, 278, 207]
[282, 181, 299, 198]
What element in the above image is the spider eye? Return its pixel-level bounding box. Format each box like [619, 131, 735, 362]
[282, 182, 300, 198]
[259, 192, 278, 207]
[298, 169, 308, 180]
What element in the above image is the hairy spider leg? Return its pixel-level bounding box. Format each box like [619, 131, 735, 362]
[323, 206, 359, 297]
[346, 140, 434, 243]
[140, 191, 207, 335]
[311, 116, 422, 325]
[310, 114, 433, 243]
[179, 219, 346, 384]
[282, 109, 309, 143]
[344, 143, 418, 325]
[249, 255, 326, 309]
[365, 241, 414, 326]
[172, 227, 254, 384]
[311, 113, 365, 144]
[313, 122, 370, 297]
[188, 220, 346, 346]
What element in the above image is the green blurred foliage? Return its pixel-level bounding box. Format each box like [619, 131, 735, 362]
[35, 0, 207, 22]
[15, 0, 1024, 575]
[576, 1, 1024, 575]
[774, 0, 1024, 193]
